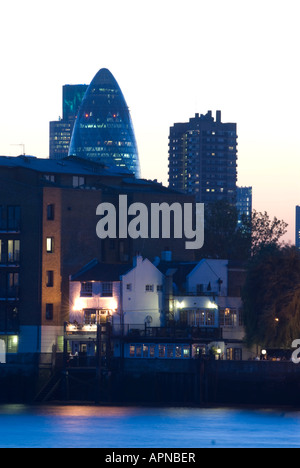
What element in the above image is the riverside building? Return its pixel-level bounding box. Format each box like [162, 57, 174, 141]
[0, 155, 194, 367]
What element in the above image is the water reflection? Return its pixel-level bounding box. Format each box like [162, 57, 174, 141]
[0, 405, 300, 448]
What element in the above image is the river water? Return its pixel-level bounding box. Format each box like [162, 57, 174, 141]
[0, 404, 299, 448]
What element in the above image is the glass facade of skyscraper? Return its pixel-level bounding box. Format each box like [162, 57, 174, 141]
[68, 68, 140, 178]
[63, 85, 88, 122]
[49, 84, 88, 160]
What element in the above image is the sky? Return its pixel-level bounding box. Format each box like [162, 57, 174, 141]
[0, 0, 299, 243]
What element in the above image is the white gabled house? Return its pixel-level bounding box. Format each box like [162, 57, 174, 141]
[121, 255, 164, 328]
[66, 254, 253, 362]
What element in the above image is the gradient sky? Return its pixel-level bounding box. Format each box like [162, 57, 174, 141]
[0, 0, 299, 243]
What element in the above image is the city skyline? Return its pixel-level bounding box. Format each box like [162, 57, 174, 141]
[0, 0, 299, 243]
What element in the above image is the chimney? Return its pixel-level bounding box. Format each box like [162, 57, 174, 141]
[133, 254, 143, 268]
[216, 110, 221, 123]
[161, 250, 172, 262]
[163, 268, 177, 326]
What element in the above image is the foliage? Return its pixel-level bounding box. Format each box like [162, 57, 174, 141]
[242, 245, 300, 348]
[198, 201, 288, 261]
[198, 201, 250, 260]
[250, 210, 288, 256]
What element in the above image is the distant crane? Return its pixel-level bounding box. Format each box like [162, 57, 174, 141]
[10, 144, 25, 156]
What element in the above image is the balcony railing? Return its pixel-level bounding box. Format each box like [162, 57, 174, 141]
[112, 324, 222, 341]
[65, 321, 222, 341]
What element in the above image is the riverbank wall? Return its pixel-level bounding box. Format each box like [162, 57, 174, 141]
[109, 359, 300, 406]
[1, 359, 300, 406]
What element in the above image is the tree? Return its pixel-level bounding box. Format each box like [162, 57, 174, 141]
[197, 202, 288, 261]
[250, 210, 288, 256]
[242, 245, 300, 348]
[198, 200, 250, 260]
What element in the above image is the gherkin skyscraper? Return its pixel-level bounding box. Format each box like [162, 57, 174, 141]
[69, 68, 141, 178]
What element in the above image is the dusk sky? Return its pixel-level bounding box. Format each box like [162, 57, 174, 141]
[0, 0, 299, 243]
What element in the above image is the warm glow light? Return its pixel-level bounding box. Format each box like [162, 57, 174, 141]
[74, 298, 85, 311]
[177, 301, 185, 309]
[109, 299, 118, 311]
[208, 301, 218, 309]
[83, 324, 97, 332]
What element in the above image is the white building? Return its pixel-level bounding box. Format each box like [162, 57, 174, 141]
[121, 256, 164, 328]
[66, 255, 252, 361]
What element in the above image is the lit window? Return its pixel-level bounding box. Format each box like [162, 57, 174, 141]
[135, 345, 142, 358]
[8, 240, 20, 263]
[167, 345, 174, 358]
[150, 345, 156, 358]
[158, 345, 165, 358]
[46, 237, 54, 253]
[143, 345, 149, 358]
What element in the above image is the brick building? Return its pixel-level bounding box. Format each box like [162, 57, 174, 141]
[0, 155, 195, 367]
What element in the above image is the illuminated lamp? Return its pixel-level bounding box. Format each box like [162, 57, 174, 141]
[74, 298, 85, 311]
[109, 299, 118, 311]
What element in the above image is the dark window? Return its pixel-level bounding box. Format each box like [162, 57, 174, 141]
[81, 282, 93, 297]
[46, 304, 54, 321]
[0, 240, 4, 263]
[73, 176, 85, 188]
[46, 271, 54, 287]
[47, 204, 55, 221]
[44, 175, 56, 183]
[0, 207, 5, 230]
[84, 309, 97, 325]
[7, 206, 20, 231]
[102, 282, 113, 297]
[7, 273, 19, 298]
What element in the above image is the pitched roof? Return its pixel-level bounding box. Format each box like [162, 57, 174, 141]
[0, 155, 132, 177]
[156, 261, 198, 292]
[71, 259, 132, 282]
